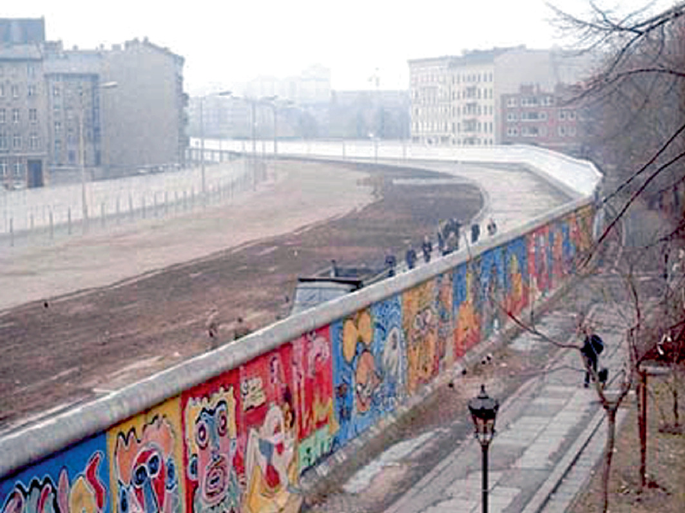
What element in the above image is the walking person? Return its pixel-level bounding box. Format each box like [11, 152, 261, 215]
[422, 236, 432, 263]
[487, 218, 497, 236]
[405, 246, 417, 270]
[385, 252, 397, 277]
[471, 223, 480, 244]
[581, 326, 604, 387]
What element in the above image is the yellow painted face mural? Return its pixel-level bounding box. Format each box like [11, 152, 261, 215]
[107, 398, 184, 513]
[403, 281, 438, 394]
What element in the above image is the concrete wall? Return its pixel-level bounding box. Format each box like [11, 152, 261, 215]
[0, 146, 601, 513]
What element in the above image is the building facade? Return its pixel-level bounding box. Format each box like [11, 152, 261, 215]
[500, 84, 583, 155]
[0, 20, 48, 189]
[100, 39, 187, 175]
[408, 46, 592, 146]
[1, 18, 187, 188]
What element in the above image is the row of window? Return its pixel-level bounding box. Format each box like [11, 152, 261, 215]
[413, 71, 494, 85]
[414, 104, 495, 118]
[0, 64, 37, 77]
[506, 110, 577, 122]
[0, 161, 25, 178]
[0, 133, 41, 150]
[0, 84, 38, 99]
[506, 96, 556, 107]
[506, 125, 577, 137]
[414, 88, 494, 103]
[0, 108, 39, 124]
[413, 120, 495, 134]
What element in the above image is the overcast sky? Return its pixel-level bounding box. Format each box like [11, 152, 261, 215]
[5, 0, 676, 94]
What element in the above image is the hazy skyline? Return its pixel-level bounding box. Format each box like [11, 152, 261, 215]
[4, 0, 675, 94]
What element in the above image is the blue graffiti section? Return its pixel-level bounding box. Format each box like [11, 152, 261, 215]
[0, 436, 109, 513]
[332, 296, 405, 449]
[479, 248, 506, 340]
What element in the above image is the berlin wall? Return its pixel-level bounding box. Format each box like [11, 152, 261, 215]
[0, 144, 601, 513]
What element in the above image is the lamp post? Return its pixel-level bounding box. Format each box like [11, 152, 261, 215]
[199, 90, 232, 198]
[468, 384, 500, 513]
[80, 81, 117, 233]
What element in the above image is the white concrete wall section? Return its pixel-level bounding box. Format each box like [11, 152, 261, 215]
[0, 160, 249, 234]
[196, 139, 602, 198]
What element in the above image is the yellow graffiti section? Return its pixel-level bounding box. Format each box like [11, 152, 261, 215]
[106, 396, 185, 513]
[403, 281, 438, 394]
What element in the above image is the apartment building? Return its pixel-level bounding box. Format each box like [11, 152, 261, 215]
[501, 83, 584, 155]
[409, 46, 592, 146]
[0, 21, 48, 189]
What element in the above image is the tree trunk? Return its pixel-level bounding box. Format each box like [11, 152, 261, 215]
[637, 370, 647, 490]
[602, 407, 618, 513]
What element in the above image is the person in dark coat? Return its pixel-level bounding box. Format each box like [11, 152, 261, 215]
[437, 230, 445, 255]
[581, 326, 604, 387]
[471, 223, 480, 243]
[405, 246, 417, 270]
[422, 236, 432, 263]
[385, 253, 397, 277]
[487, 218, 497, 236]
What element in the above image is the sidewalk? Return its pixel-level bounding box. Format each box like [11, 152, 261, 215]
[384, 302, 629, 513]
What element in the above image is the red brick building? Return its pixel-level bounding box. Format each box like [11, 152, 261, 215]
[501, 84, 583, 155]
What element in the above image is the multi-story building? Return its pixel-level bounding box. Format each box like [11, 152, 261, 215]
[100, 38, 187, 175]
[408, 46, 592, 146]
[500, 83, 584, 155]
[0, 19, 48, 189]
[1, 18, 187, 187]
[43, 46, 104, 178]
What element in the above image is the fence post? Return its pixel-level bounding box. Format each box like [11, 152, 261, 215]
[68, 208, 72, 235]
[49, 210, 54, 240]
[129, 194, 134, 220]
[142, 196, 146, 219]
[101, 202, 106, 227]
[116, 196, 120, 224]
[9, 217, 13, 247]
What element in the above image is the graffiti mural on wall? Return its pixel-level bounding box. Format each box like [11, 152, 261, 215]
[332, 298, 406, 448]
[1, 437, 109, 513]
[528, 225, 552, 304]
[239, 346, 299, 513]
[402, 282, 439, 394]
[107, 399, 184, 513]
[435, 273, 454, 371]
[453, 262, 481, 360]
[291, 328, 337, 474]
[182, 371, 243, 513]
[479, 249, 506, 341]
[504, 237, 528, 318]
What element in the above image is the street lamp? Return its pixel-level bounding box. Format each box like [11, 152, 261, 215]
[468, 384, 500, 513]
[199, 90, 232, 197]
[80, 81, 117, 233]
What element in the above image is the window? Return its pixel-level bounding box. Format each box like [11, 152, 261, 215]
[29, 133, 39, 149]
[507, 112, 518, 122]
[13, 134, 21, 149]
[559, 110, 567, 120]
[53, 85, 60, 97]
[0, 162, 7, 177]
[27, 64, 35, 77]
[12, 109, 19, 124]
[29, 109, 37, 124]
[558, 126, 567, 136]
[13, 161, 22, 177]
[507, 97, 517, 107]
[28, 85, 36, 97]
[0, 133, 7, 149]
[0, 109, 4, 124]
[521, 126, 539, 137]
[54, 121, 62, 132]
[569, 126, 577, 136]
[568, 110, 576, 120]
[11, 85, 19, 99]
[54, 139, 62, 152]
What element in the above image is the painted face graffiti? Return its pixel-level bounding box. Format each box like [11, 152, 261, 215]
[184, 388, 241, 513]
[354, 350, 381, 413]
[114, 418, 179, 513]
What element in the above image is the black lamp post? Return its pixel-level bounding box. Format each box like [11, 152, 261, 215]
[468, 384, 500, 513]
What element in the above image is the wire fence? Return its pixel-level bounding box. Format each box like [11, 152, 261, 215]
[0, 156, 266, 249]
